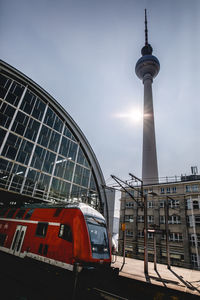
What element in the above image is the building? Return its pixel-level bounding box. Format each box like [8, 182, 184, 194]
[118, 174, 200, 269]
[135, 10, 160, 185]
[0, 60, 113, 227]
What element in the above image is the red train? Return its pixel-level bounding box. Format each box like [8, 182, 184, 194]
[0, 203, 111, 273]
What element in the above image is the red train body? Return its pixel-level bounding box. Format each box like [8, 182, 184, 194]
[0, 203, 111, 272]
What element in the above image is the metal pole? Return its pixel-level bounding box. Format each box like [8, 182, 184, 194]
[153, 233, 157, 271]
[72, 262, 79, 300]
[144, 194, 148, 274]
[120, 205, 126, 272]
[165, 198, 170, 269]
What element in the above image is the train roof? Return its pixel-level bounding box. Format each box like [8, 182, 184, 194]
[21, 202, 105, 221]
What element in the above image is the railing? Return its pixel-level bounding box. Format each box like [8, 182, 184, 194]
[0, 169, 100, 211]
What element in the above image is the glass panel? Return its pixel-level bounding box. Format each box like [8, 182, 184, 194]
[37, 125, 52, 148]
[2, 133, 21, 160]
[68, 141, 78, 161]
[0, 158, 13, 172]
[63, 125, 76, 141]
[51, 178, 70, 199]
[31, 97, 46, 121]
[77, 147, 89, 168]
[0, 103, 16, 128]
[42, 150, 56, 174]
[90, 174, 97, 191]
[20, 90, 36, 115]
[54, 156, 75, 181]
[71, 184, 87, 200]
[9, 164, 26, 192]
[0, 74, 12, 99]
[38, 173, 50, 192]
[44, 107, 63, 133]
[48, 130, 61, 152]
[73, 165, 90, 187]
[5, 81, 24, 107]
[24, 118, 40, 142]
[44, 107, 55, 128]
[59, 136, 71, 157]
[11, 111, 29, 136]
[0, 128, 7, 147]
[30, 145, 46, 170]
[23, 169, 40, 195]
[16, 139, 34, 165]
[53, 115, 63, 133]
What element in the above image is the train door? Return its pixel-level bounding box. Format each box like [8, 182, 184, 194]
[10, 225, 27, 256]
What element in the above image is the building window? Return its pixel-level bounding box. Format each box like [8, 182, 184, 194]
[190, 234, 200, 247]
[36, 222, 48, 237]
[169, 200, 179, 208]
[137, 215, 144, 223]
[125, 215, 134, 223]
[191, 254, 198, 267]
[166, 187, 171, 194]
[160, 215, 165, 224]
[126, 230, 133, 237]
[148, 232, 153, 239]
[59, 224, 72, 242]
[159, 201, 165, 208]
[138, 230, 144, 238]
[169, 233, 183, 242]
[195, 216, 200, 226]
[186, 185, 191, 193]
[168, 215, 181, 224]
[192, 185, 199, 192]
[160, 188, 165, 194]
[187, 215, 194, 227]
[147, 201, 154, 209]
[186, 198, 192, 210]
[125, 202, 134, 208]
[147, 216, 154, 223]
[193, 200, 200, 210]
[172, 187, 177, 193]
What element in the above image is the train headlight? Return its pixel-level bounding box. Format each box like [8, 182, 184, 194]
[92, 247, 98, 252]
[103, 248, 108, 252]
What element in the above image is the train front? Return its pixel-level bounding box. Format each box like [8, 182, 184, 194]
[74, 204, 111, 269]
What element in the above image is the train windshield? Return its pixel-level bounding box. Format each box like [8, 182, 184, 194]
[86, 217, 110, 259]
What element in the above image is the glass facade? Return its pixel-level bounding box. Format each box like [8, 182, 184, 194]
[0, 61, 105, 212]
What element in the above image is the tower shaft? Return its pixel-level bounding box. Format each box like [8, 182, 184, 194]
[135, 10, 160, 185]
[142, 74, 158, 184]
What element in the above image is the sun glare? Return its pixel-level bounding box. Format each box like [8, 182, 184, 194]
[114, 108, 143, 124]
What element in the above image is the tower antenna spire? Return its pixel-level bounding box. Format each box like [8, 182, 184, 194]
[145, 8, 148, 46]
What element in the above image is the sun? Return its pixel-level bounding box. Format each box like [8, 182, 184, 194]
[114, 108, 143, 124]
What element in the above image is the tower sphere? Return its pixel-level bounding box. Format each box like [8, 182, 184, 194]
[135, 54, 160, 80]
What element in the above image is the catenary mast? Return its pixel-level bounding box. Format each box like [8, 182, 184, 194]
[135, 9, 160, 185]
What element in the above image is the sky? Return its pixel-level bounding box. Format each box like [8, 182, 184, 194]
[1, 0, 200, 186]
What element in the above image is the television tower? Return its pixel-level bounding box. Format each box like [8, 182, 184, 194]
[135, 9, 160, 185]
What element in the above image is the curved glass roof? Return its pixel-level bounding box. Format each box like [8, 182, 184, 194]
[0, 60, 107, 216]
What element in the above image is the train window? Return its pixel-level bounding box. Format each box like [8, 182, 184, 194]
[0, 208, 9, 217]
[0, 233, 7, 246]
[6, 209, 17, 218]
[43, 244, 48, 255]
[59, 224, 72, 242]
[15, 209, 26, 219]
[53, 208, 63, 217]
[38, 243, 49, 255]
[24, 209, 34, 220]
[35, 222, 48, 237]
[38, 243, 43, 254]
